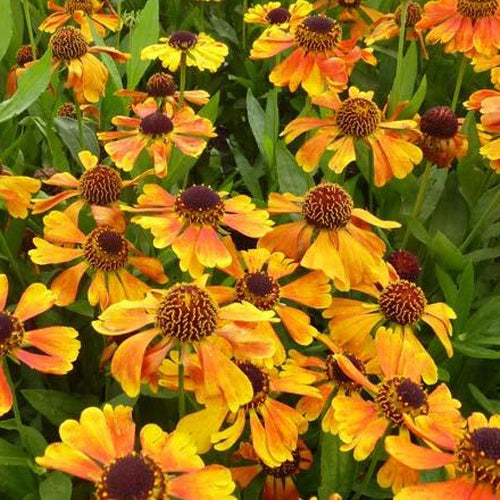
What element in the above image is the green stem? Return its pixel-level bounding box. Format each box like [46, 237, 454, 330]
[451, 56, 467, 112]
[0, 231, 27, 287]
[391, 0, 408, 112]
[22, 0, 37, 61]
[116, 0, 122, 46]
[242, 0, 247, 50]
[178, 53, 187, 109]
[460, 185, 500, 252]
[402, 161, 433, 248]
[178, 345, 185, 418]
[352, 438, 383, 500]
[4, 361, 28, 453]
[74, 103, 86, 150]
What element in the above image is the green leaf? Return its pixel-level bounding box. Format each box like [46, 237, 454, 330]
[39, 472, 72, 500]
[454, 342, 500, 359]
[469, 384, 500, 414]
[431, 231, 467, 271]
[0, 50, 52, 123]
[21, 389, 99, 426]
[276, 141, 313, 195]
[454, 262, 474, 333]
[0, 464, 36, 499]
[398, 75, 427, 119]
[435, 265, 457, 305]
[126, 0, 159, 89]
[246, 89, 267, 160]
[0, 437, 28, 467]
[230, 144, 264, 199]
[209, 15, 239, 44]
[0, 0, 13, 61]
[24, 427, 47, 458]
[54, 117, 100, 162]
[389, 42, 418, 114]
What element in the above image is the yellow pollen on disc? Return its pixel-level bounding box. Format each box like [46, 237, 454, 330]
[457, 0, 498, 20]
[84, 227, 129, 271]
[0, 312, 24, 356]
[378, 280, 427, 325]
[336, 97, 381, 138]
[294, 15, 342, 53]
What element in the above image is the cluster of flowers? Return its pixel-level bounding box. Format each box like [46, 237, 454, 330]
[1, 0, 500, 498]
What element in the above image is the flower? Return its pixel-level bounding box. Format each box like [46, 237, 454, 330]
[92, 281, 276, 403]
[176, 358, 319, 467]
[28, 205, 167, 309]
[417, 0, 500, 56]
[39, 0, 121, 41]
[250, 14, 376, 95]
[0, 171, 40, 218]
[417, 106, 468, 168]
[97, 99, 215, 177]
[387, 250, 421, 282]
[130, 184, 273, 277]
[36, 404, 237, 499]
[231, 440, 313, 500]
[282, 86, 423, 185]
[115, 71, 210, 107]
[258, 183, 400, 290]
[0, 275, 80, 416]
[49, 26, 129, 103]
[214, 242, 331, 361]
[323, 267, 456, 384]
[387, 412, 500, 499]
[365, 1, 427, 58]
[141, 31, 228, 72]
[244, 0, 312, 30]
[332, 328, 463, 493]
[6, 45, 39, 96]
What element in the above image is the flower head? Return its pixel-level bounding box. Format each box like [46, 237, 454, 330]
[0, 275, 80, 416]
[36, 404, 236, 499]
[141, 31, 228, 72]
[97, 99, 215, 177]
[282, 86, 423, 185]
[258, 183, 400, 290]
[6, 45, 40, 96]
[244, 0, 312, 30]
[388, 250, 421, 282]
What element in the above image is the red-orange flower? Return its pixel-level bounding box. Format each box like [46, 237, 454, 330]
[0, 275, 80, 416]
[258, 183, 400, 290]
[36, 404, 236, 499]
[97, 99, 215, 177]
[130, 184, 273, 277]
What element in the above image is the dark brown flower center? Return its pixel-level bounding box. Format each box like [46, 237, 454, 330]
[235, 271, 280, 310]
[388, 250, 420, 282]
[80, 166, 122, 206]
[336, 97, 381, 138]
[96, 452, 166, 500]
[457, 426, 500, 491]
[139, 112, 174, 136]
[262, 448, 301, 477]
[174, 185, 224, 225]
[378, 280, 427, 325]
[156, 284, 219, 342]
[65, 0, 93, 15]
[84, 227, 129, 271]
[50, 26, 88, 61]
[168, 31, 198, 50]
[394, 1, 423, 27]
[338, 0, 362, 7]
[56, 102, 76, 118]
[266, 7, 291, 24]
[238, 361, 270, 409]
[326, 353, 364, 390]
[420, 106, 459, 139]
[16, 45, 37, 67]
[0, 312, 24, 356]
[457, 0, 498, 21]
[375, 376, 429, 425]
[295, 15, 342, 53]
[147, 72, 177, 97]
[302, 183, 353, 230]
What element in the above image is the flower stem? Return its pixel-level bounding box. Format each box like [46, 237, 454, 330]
[178, 345, 185, 418]
[460, 184, 500, 252]
[391, 0, 408, 113]
[0, 230, 27, 287]
[352, 438, 383, 500]
[4, 361, 28, 453]
[178, 53, 187, 109]
[74, 103, 86, 150]
[22, 0, 37, 61]
[402, 161, 432, 248]
[242, 0, 247, 50]
[451, 56, 467, 112]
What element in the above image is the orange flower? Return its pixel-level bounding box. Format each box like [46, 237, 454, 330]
[0, 275, 80, 416]
[387, 412, 500, 499]
[39, 0, 121, 41]
[176, 358, 319, 467]
[6, 45, 39, 96]
[97, 98, 215, 177]
[244, 0, 312, 29]
[417, 0, 500, 56]
[365, 1, 427, 58]
[231, 440, 313, 500]
[115, 71, 210, 107]
[417, 106, 468, 168]
[213, 241, 331, 362]
[32, 150, 151, 228]
[28, 205, 167, 309]
[332, 328, 463, 493]
[258, 183, 400, 290]
[250, 14, 376, 95]
[49, 26, 129, 103]
[282, 86, 423, 185]
[324, 267, 456, 384]
[0, 172, 40, 219]
[92, 280, 276, 403]
[36, 404, 236, 499]
[130, 184, 273, 277]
